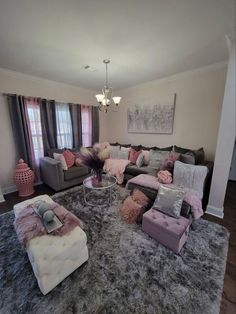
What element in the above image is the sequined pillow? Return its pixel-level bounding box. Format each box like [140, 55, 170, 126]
[153, 184, 185, 218]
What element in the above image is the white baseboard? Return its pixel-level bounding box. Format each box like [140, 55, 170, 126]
[2, 181, 43, 195]
[2, 185, 17, 194]
[205, 205, 224, 219]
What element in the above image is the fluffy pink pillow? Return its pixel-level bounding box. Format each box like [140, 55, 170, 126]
[63, 150, 75, 168]
[129, 148, 142, 164]
[119, 196, 144, 224]
[157, 170, 173, 184]
[131, 189, 149, 207]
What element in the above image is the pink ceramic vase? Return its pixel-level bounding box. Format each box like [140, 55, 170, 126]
[14, 159, 35, 197]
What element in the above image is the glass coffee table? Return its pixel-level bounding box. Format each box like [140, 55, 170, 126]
[83, 174, 117, 206]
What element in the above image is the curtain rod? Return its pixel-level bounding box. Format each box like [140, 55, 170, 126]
[2, 93, 96, 107]
[2, 93, 16, 96]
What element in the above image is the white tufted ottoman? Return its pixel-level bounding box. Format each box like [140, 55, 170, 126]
[14, 195, 89, 295]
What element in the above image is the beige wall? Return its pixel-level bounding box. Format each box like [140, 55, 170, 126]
[0, 68, 107, 192]
[106, 63, 227, 161]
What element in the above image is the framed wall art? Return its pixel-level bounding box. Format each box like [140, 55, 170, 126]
[127, 93, 176, 134]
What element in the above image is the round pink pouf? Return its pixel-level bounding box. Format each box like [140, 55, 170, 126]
[14, 159, 35, 197]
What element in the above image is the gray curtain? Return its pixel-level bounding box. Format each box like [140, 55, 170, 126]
[7, 94, 34, 167]
[91, 106, 99, 144]
[40, 99, 57, 155]
[69, 103, 82, 149]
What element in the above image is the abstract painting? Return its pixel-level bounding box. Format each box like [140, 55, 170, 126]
[127, 94, 176, 134]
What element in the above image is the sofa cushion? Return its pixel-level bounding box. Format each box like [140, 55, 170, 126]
[173, 146, 205, 165]
[125, 165, 157, 176]
[64, 166, 89, 181]
[142, 146, 173, 151]
[179, 152, 195, 165]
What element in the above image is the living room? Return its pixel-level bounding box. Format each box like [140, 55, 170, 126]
[0, 1, 235, 313]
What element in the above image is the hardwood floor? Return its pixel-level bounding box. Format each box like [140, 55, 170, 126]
[0, 181, 235, 313]
[204, 181, 236, 314]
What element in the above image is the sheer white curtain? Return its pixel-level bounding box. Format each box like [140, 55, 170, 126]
[55, 102, 73, 149]
[81, 105, 92, 147]
[25, 98, 44, 167]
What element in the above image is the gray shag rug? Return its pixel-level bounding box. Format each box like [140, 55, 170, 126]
[0, 186, 229, 314]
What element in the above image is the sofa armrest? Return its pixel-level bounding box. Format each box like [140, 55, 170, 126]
[40, 157, 64, 191]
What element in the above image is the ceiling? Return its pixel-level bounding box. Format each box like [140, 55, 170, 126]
[0, 0, 235, 91]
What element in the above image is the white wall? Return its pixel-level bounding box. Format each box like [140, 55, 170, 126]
[106, 63, 227, 161]
[206, 41, 235, 218]
[0, 68, 107, 192]
[229, 142, 236, 181]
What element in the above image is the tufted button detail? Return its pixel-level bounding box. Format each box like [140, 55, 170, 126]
[152, 215, 156, 219]
[162, 214, 166, 219]
[177, 221, 180, 225]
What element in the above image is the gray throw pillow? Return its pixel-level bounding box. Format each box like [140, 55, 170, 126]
[117, 150, 129, 160]
[110, 145, 120, 158]
[153, 184, 185, 218]
[149, 150, 169, 169]
[179, 152, 195, 165]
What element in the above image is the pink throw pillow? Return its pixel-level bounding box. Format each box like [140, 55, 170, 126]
[157, 170, 173, 184]
[119, 196, 144, 224]
[63, 150, 75, 168]
[131, 189, 149, 208]
[129, 148, 142, 164]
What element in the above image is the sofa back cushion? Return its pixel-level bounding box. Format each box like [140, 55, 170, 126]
[173, 161, 208, 199]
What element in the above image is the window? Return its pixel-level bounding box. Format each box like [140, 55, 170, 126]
[55, 103, 73, 149]
[25, 98, 44, 166]
[81, 105, 92, 147]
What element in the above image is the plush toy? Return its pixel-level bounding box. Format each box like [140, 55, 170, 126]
[34, 201, 55, 223]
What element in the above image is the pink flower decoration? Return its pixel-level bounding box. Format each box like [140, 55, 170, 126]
[157, 170, 172, 184]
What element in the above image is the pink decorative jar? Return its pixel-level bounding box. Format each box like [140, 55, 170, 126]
[14, 159, 35, 197]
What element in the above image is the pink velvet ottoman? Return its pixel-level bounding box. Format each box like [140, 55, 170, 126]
[142, 208, 191, 253]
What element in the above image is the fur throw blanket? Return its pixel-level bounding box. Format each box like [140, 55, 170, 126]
[14, 203, 83, 248]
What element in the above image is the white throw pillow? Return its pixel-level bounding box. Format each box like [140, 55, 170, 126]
[173, 161, 208, 199]
[110, 145, 120, 159]
[142, 150, 150, 165]
[136, 153, 144, 167]
[53, 153, 68, 171]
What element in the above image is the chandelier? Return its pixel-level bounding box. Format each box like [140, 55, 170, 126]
[95, 59, 121, 113]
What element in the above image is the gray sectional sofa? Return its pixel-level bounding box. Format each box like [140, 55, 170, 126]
[110, 143, 213, 209]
